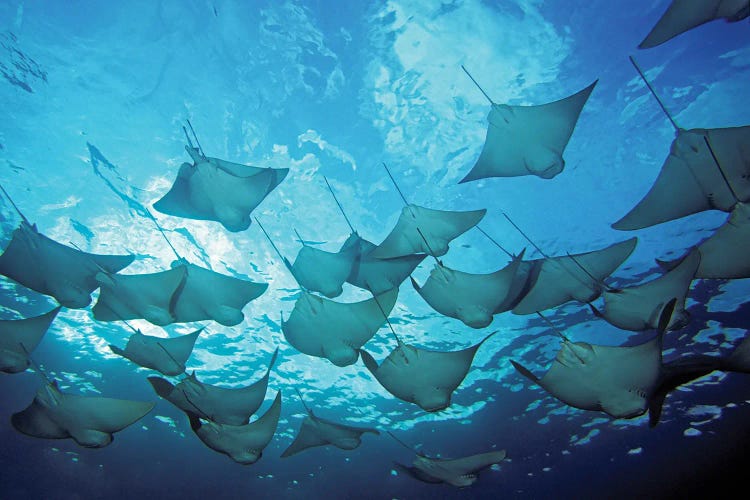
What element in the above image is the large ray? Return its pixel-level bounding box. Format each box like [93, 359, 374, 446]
[342, 233, 426, 295]
[360, 333, 494, 412]
[147, 348, 279, 425]
[0, 207, 134, 307]
[281, 391, 379, 458]
[282, 287, 398, 367]
[639, 0, 750, 49]
[370, 205, 486, 260]
[153, 145, 288, 232]
[92, 266, 187, 326]
[11, 380, 154, 447]
[0, 307, 61, 374]
[395, 450, 507, 487]
[512, 238, 637, 315]
[613, 126, 750, 230]
[592, 248, 700, 331]
[186, 391, 282, 464]
[109, 327, 203, 376]
[411, 249, 529, 329]
[459, 68, 597, 182]
[658, 202, 750, 279]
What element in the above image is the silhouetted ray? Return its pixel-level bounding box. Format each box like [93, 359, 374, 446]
[109, 328, 203, 376]
[360, 333, 494, 412]
[460, 66, 596, 181]
[147, 348, 278, 425]
[0, 187, 134, 308]
[342, 233, 426, 295]
[394, 449, 507, 487]
[12, 380, 154, 448]
[92, 266, 187, 326]
[512, 238, 637, 315]
[0, 307, 60, 374]
[639, 0, 750, 49]
[613, 126, 750, 230]
[658, 202, 750, 279]
[281, 390, 379, 458]
[186, 391, 281, 464]
[153, 145, 288, 232]
[592, 248, 699, 331]
[411, 249, 529, 329]
[282, 288, 398, 367]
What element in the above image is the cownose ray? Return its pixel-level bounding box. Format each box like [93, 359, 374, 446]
[281, 389, 380, 458]
[510, 299, 740, 425]
[185, 390, 282, 464]
[613, 58, 750, 230]
[12, 371, 155, 448]
[0, 186, 134, 308]
[147, 212, 267, 326]
[360, 307, 495, 412]
[411, 247, 529, 329]
[591, 247, 700, 331]
[0, 306, 61, 373]
[511, 237, 638, 315]
[657, 202, 750, 279]
[109, 327, 203, 377]
[147, 347, 279, 425]
[282, 287, 399, 367]
[389, 432, 507, 487]
[153, 124, 288, 232]
[370, 163, 486, 259]
[92, 264, 187, 326]
[459, 66, 597, 182]
[639, 0, 750, 49]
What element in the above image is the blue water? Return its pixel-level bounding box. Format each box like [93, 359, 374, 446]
[1, 1, 749, 498]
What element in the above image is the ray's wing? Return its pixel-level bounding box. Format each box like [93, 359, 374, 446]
[289, 244, 356, 298]
[639, 0, 750, 49]
[693, 202, 750, 278]
[281, 417, 329, 458]
[371, 205, 486, 259]
[0, 306, 61, 355]
[613, 127, 750, 230]
[409, 333, 495, 392]
[346, 235, 426, 295]
[461, 81, 596, 182]
[58, 393, 155, 433]
[512, 238, 637, 315]
[11, 399, 69, 439]
[159, 328, 203, 366]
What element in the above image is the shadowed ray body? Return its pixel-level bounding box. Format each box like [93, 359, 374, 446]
[0, 307, 61, 373]
[109, 327, 203, 376]
[411, 250, 529, 329]
[613, 126, 750, 230]
[658, 202, 750, 279]
[282, 288, 398, 367]
[153, 146, 288, 232]
[360, 333, 494, 412]
[12, 381, 154, 447]
[341, 233, 426, 295]
[283, 236, 359, 299]
[395, 450, 507, 487]
[282, 394, 379, 458]
[371, 205, 486, 259]
[0, 221, 134, 308]
[639, 0, 749, 49]
[460, 76, 597, 182]
[592, 248, 700, 331]
[148, 348, 279, 425]
[186, 391, 282, 464]
[512, 238, 637, 315]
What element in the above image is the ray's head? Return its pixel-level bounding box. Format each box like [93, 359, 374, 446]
[601, 387, 649, 419]
[415, 387, 451, 413]
[325, 343, 359, 368]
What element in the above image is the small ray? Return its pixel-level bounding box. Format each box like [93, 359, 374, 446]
[186, 391, 282, 465]
[282, 288, 398, 367]
[153, 145, 288, 232]
[109, 327, 203, 377]
[147, 348, 279, 425]
[460, 67, 596, 182]
[0, 307, 61, 374]
[394, 449, 507, 487]
[639, 0, 749, 49]
[11, 380, 154, 448]
[360, 333, 494, 412]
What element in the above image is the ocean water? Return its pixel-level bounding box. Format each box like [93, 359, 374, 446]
[1, 1, 749, 498]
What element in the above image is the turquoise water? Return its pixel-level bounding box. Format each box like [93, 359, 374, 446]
[1, 1, 749, 498]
